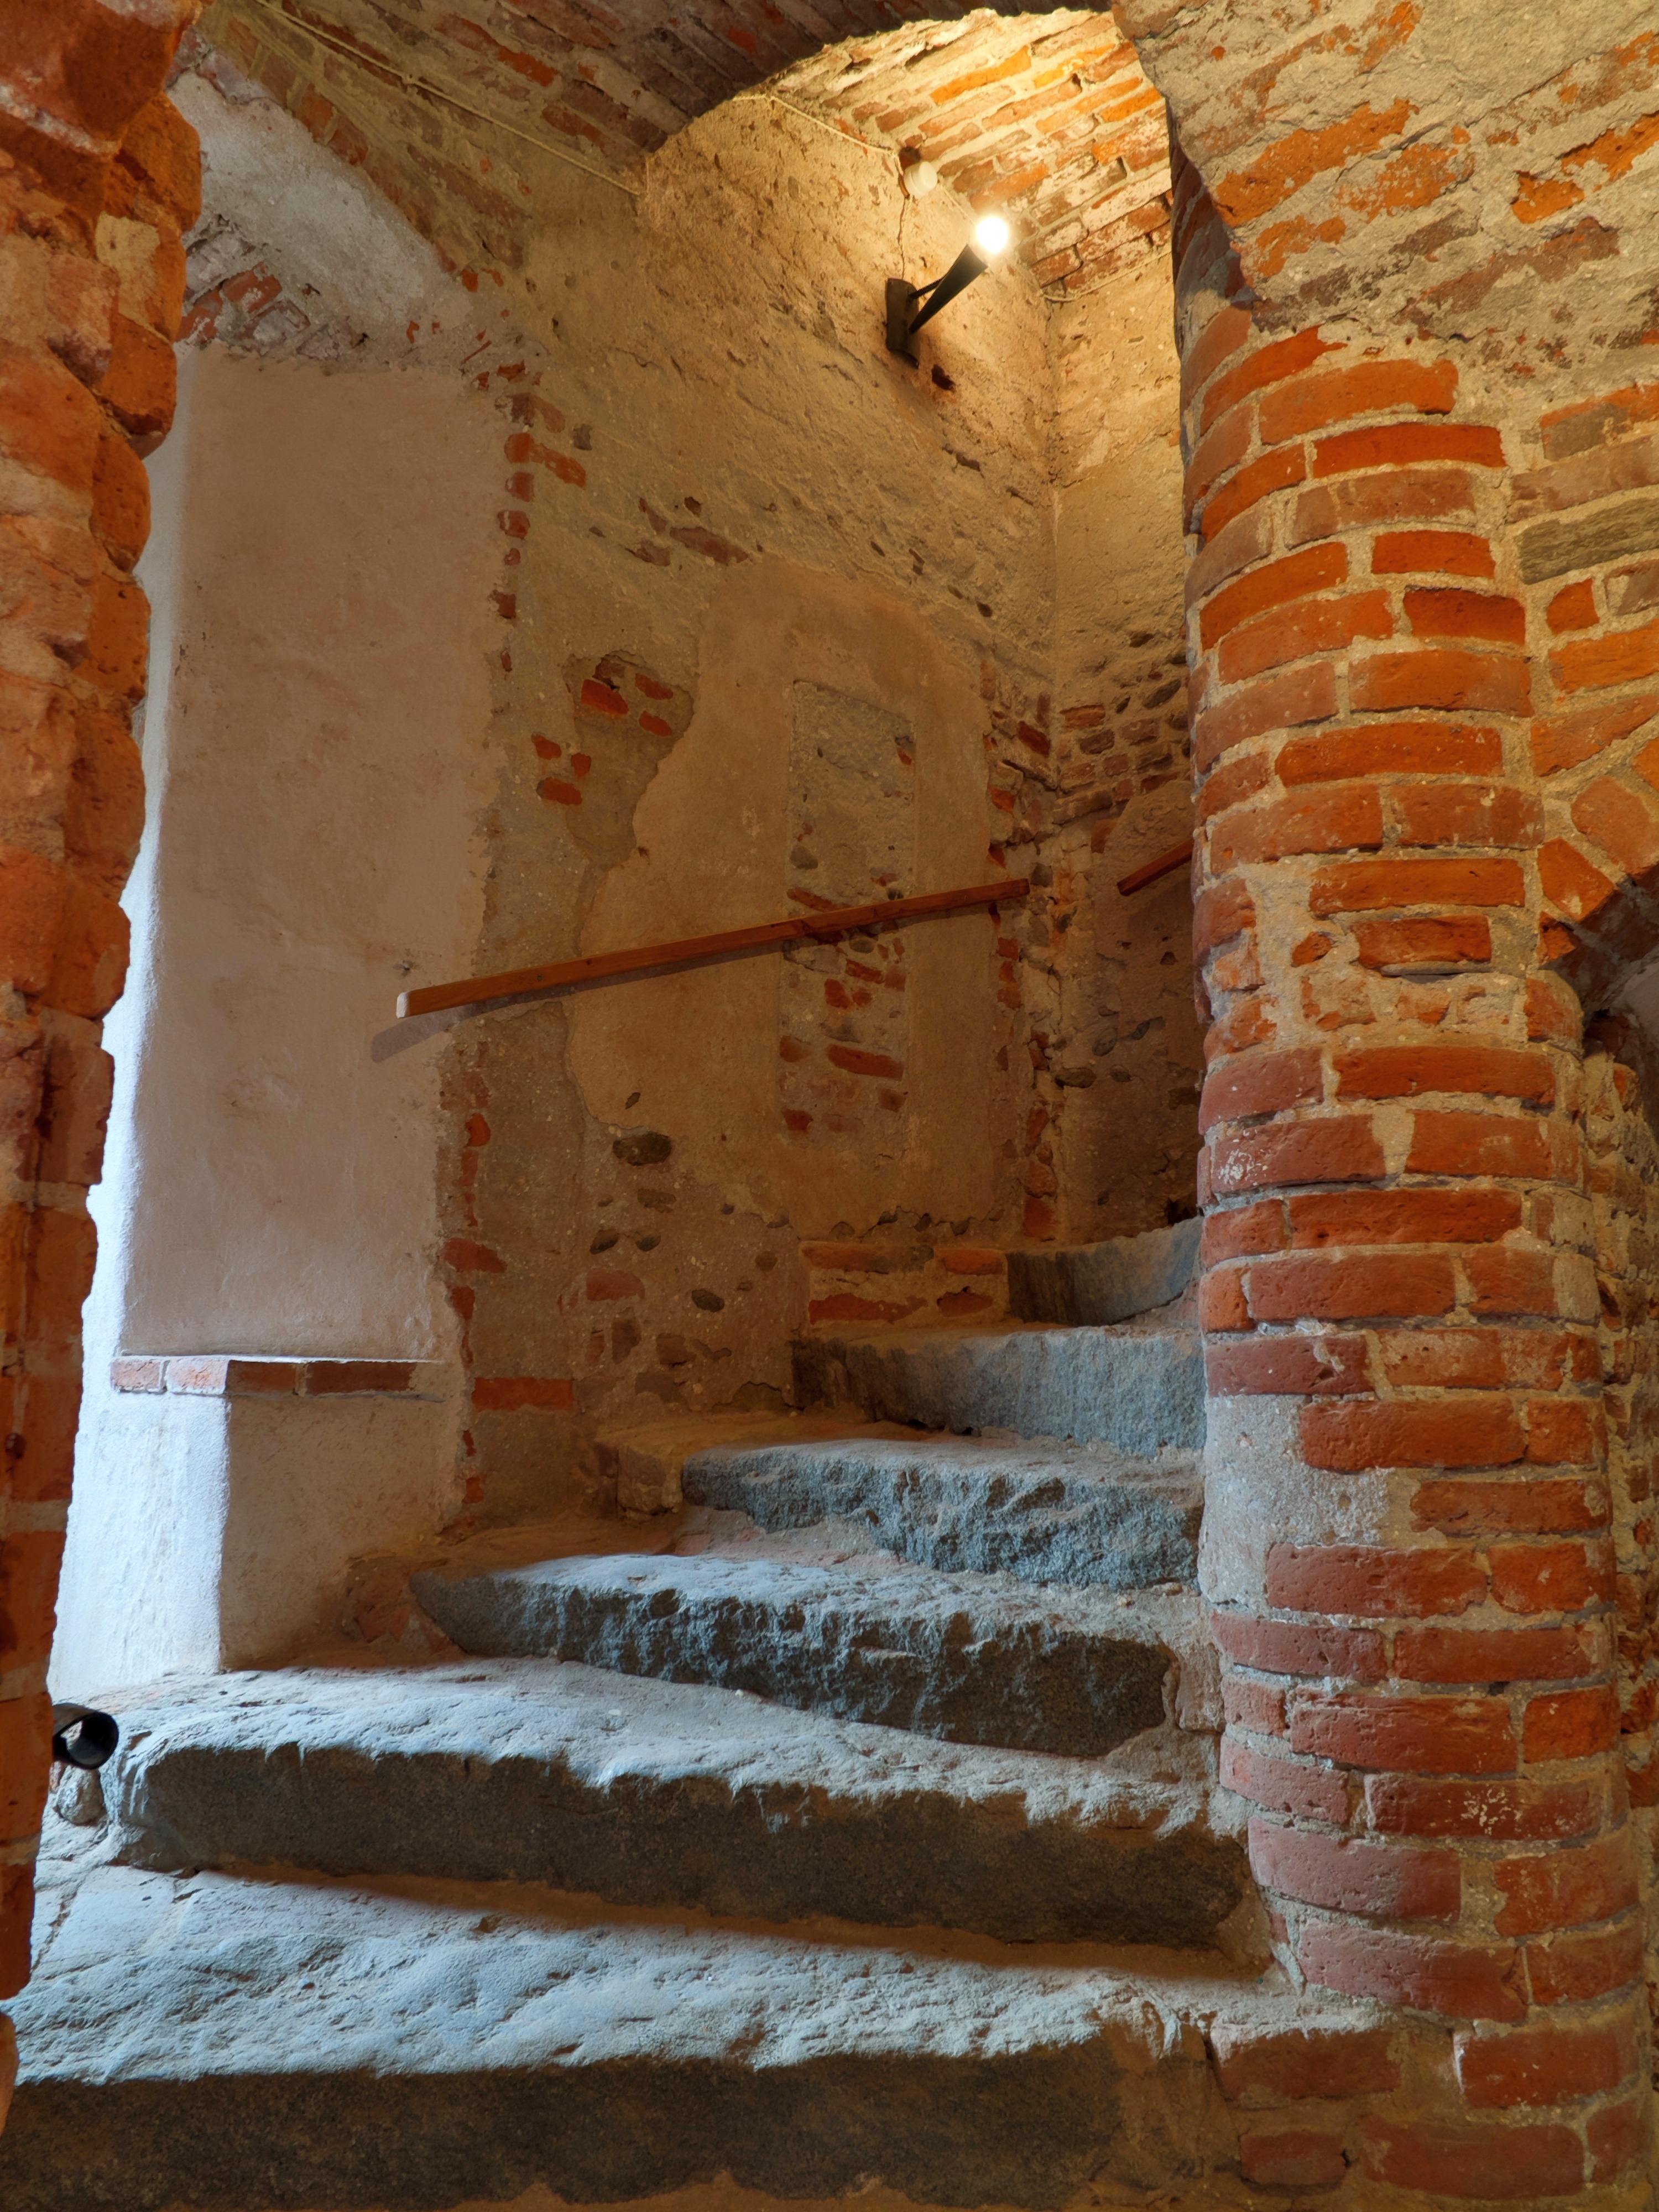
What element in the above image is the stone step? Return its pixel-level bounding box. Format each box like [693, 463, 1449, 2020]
[681, 1431, 1201, 1589]
[1006, 1217, 1202, 1327]
[793, 1319, 1206, 1452]
[100, 1661, 1249, 1949]
[1, 1837, 1270, 2212]
[411, 1547, 1176, 1757]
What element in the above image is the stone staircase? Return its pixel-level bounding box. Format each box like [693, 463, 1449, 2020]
[0, 1243, 1316, 2211]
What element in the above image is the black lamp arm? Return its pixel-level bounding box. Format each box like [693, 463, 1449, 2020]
[904, 241, 988, 338]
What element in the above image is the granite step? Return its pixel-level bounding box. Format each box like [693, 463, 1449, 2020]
[681, 1430, 1201, 1589]
[794, 1319, 1205, 1452]
[0, 1829, 1271, 2212]
[411, 1547, 1175, 1758]
[97, 1661, 1249, 1949]
[1006, 1217, 1201, 1327]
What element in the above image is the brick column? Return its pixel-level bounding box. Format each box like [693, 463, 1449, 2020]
[0, 0, 201, 2130]
[1177, 189, 1650, 2201]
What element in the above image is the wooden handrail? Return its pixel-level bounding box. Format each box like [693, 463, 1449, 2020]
[397, 877, 1029, 1019]
[1117, 838, 1193, 896]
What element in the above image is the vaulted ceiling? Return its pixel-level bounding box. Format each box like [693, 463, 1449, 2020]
[190, 0, 1173, 296]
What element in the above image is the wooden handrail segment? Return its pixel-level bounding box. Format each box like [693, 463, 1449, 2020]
[1116, 838, 1194, 897]
[397, 877, 1029, 1019]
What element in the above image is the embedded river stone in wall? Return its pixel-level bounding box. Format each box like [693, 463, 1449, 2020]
[1006, 1216, 1202, 1326]
[109, 1357, 449, 1398]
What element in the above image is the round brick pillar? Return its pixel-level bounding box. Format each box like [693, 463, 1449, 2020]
[1175, 160, 1653, 2195]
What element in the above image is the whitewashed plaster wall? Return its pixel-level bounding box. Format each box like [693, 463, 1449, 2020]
[53, 343, 503, 1695]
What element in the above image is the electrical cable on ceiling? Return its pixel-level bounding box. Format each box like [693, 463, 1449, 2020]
[239, 0, 644, 196]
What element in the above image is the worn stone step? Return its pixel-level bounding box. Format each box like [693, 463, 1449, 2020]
[682, 1432, 1201, 1590]
[0, 1835, 1270, 2212]
[99, 1662, 1249, 1949]
[794, 1319, 1205, 1452]
[411, 1548, 1173, 1757]
[1006, 1217, 1201, 1327]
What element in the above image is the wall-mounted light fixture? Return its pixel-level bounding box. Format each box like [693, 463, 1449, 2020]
[885, 216, 1011, 362]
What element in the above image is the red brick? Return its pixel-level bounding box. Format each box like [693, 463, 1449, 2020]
[1361, 2115, 1582, 2197]
[1413, 1479, 1606, 1537]
[1195, 749, 1268, 824]
[1526, 1396, 1601, 1467]
[1215, 589, 1394, 685]
[1207, 1117, 1384, 1194]
[1587, 2091, 1651, 2183]
[0, 1531, 65, 1672]
[1390, 781, 1541, 848]
[1198, 544, 1348, 649]
[1207, 784, 1382, 869]
[1201, 445, 1306, 542]
[1197, 1048, 1323, 1134]
[1405, 587, 1525, 645]
[1183, 405, 1251, 528]
[1199, 328, 1344, 435]
[118, 95, 203, 231]
[1372, 530, 1495, 579]
[1495, 1828, 1637, 1936]
[827, 1045, 904, 1079]
[1259, 358, 1458, 446]
[1180, 302, 1253, 410]
[1547, 578, 1598, 633]
[1311, 855, 1527, 915]
[92, 426, 150, 571]
[1201, 1199, 1285, 1262]
[1302, 1397, 1524, 1473]
[1353, 915, 1492, 968]
[1349, 648, 1530, 716]
[1291, 468, 1477, 542]
[1205, 1333, 1372, 1396]
[1463, 1246, 1570, 1318]
[1538, 836, 1619, 925]
[1366, 1773, 1601, 1840]
[1313, 422, 1506, 477]
[0, 1864, 32, 2000]
[1490, 1540, 1613, 1614]
[1220, 1737, 1350, 1822]
[1211, 1610, 1385, 1679]
[1238, 2128, 1346, 2188]
[1290, 1688, 1514, 1774]
[1209, 2022, 1399, 2101]
[0, 341, 102, 496]
[1192, 661, 1337, 774]
[1381, 1328, 1587, 1394]
[1192, 878, 1254, 961]
[1301, 1924, 1527, 2020]
[1528, 1916, 1646, 2004]
[1573, 772, 1659, 886]
[1285, 1188, 1519, 1246]
[1455, 2012, 1635, 2107]
[1532, 695, 1658, 777]
[1394, 1624, 1597, 1684]
[1250, 1818, 1460, 1917]
[1277, 717, 1501, 782]
[0, 1693, 53, 1840]
[97, 313, 176, 446]
[1197, 1266, 1251, 1332]
[470, 1377, 575, 1411]
[1332, 1041, 1552, 1102]
[1248, 1251, 1457, 1321]
[1524, 1685, 1621, 1762]
[1525, 974, 1582, 1046]
[1224, 1675, 1287, 1733]
[1552, 618, 1659, 695]
[585, 1268, 643, 1301]
[1267, 1544, 1483, 1618]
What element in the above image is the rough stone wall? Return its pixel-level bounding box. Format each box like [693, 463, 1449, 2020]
[1142, 0, 1659, 2195]
[0, 0, 203, 2133]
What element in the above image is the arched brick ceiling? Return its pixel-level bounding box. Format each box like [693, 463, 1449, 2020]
[192, 0, 1173, 294]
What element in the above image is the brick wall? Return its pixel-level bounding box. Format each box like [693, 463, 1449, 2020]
[1174, 93, 1659, 2197]
[0, 0, 202, 2131]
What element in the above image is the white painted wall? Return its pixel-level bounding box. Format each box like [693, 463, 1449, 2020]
[54, 346, 502, 1695]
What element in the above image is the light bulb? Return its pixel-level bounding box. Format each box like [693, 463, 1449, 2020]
[973, 215, 1010, 257]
